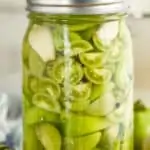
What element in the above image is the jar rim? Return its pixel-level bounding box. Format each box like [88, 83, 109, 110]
[27, 0, 123, 6]
[26, 0, 128, 14]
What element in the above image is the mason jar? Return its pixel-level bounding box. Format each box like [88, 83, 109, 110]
[22, 0, 134, 150]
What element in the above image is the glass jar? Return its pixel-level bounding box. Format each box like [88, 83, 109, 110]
[22, 1, 134, 150]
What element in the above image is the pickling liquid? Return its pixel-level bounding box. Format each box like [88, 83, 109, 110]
[22, 14, 133, 150]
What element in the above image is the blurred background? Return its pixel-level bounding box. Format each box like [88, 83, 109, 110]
[0, 0, 150, 104]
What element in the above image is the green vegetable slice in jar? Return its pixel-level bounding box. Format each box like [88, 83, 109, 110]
[89, 82, 115, 102]
[63, 113, 112, 137]
[79, 52, 106, 68]
[29, 24, 56, 62]
[71, 40, 93, 55]
[50, 58, 64, 83]
[28, 47, 45, 77]
[61, 83, 91, 112]
[80, 25, 98, 41]
[23, 23, 34, 64]
[28, 76, 39, 93]
[53, 26, 82, 51]
[70, 83, 91, 101]
[92, 148, 101, 150]
[51, 58, 83, 84]
[107, 40, 122, 63]
[23, 94, 31, 109]
[53, 26, 93, 55]
[113, 88, 124, 102]
[65, 132, 101, 150]
[52, 25, 64, 51]
[64, 99, 90, 112]
[114, 60, 130, 90]
[38, 78, 61, 100]
[70, 32, 82, 41]
[93, 21, 119, 51]
[36, 123, 61, 150]
[119, 20, 132, 49]
[45, 61, 55, 79]
[70, 62, 84, 84]
[32, 93, 61, 113]
[107, 101, 127, 123]
[22, 41, 30, 64]
[24, 126, 44, 150]
[23, 65, 30, 95]
[86, 92, 116, 116]
[104, 63, 116, 74]
[69, 23, 96, 32]
[84, 68, 112, 84]
[25, 107, 60, 125]
[98, 125, 120, 149]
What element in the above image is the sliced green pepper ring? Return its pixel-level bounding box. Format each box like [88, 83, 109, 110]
[70, 83, 91, 101]
[51, 58, 83, 84]
[32, 93, 61, 113]
[61, 83, 91, 112]
[89, 82, 115, 102]
[79, 52, 106, 68]
[38, 78, 61, 100]
[51, 58, 64, 83]
[70, 61, 84, 84]
[84, 68, 112, 85]
[71, 40, 93, 56]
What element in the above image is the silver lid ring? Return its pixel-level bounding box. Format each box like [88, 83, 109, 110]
[27, 0, 127, 14]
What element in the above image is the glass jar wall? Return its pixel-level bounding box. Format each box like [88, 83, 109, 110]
[22, 14, 133, 150]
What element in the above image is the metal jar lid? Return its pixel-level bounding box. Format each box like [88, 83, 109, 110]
[27, 0, 127, 14]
